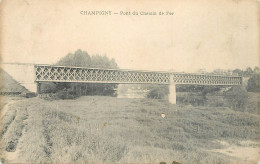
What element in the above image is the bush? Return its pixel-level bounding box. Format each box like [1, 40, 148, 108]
[147, 85, 169, 99]
[25, 92, 37, 98]
[55, 89, 79, 99]
[176, 85, 204, 92]
[177, 93, 205, 106]
[205, 96, 225, 107]
[41, 82, 58, 93]
[201, 86, 220, 98]
[87, 83, 118, 96]
[224, 86, 248, 111]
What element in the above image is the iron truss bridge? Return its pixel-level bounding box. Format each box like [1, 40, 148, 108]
[35, 65, 242, 85]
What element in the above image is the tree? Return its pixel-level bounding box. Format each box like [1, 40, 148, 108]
[253, 67, 259, 73]
[244, 67, 254, 76]
[197, 68, 207, 74]
[247, 74, 260, 92]
[90, 55, 118, 69]
[232, 69, 243, 76]
[212, 69, 225, 75]
[56, 49, 92, 67]
[85, 54, 119, 96]
[42, 49, 119, 97]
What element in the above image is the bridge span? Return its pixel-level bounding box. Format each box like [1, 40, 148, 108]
[35, 65, 242, 104]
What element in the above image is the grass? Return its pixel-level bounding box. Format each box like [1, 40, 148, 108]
[1, 104, 17, 137]
[0, 95, 259, 163]
[1, 101, 28, 151]
[246, 92, 260, 114]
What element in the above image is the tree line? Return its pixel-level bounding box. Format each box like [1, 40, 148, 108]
[41, 49, 118, 99]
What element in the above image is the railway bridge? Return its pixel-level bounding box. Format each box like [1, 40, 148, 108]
[35, 65, 242, 104]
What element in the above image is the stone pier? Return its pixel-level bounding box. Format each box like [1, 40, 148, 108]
[168, 75, 176, 104]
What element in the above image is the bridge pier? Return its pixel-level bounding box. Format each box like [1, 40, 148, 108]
[36, 82, 41, 94]
[168, 75, 176, 104]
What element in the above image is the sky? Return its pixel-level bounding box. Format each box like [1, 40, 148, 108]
[0, 0, 259, 73]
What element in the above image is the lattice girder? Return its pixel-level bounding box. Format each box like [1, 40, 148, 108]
[35, 65, 242, 85]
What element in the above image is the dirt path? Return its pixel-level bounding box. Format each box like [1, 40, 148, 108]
[212, 140, 260, 163]
[1, 100, 16, 119]
[1, 99, 28, 163]
[5, 119, 28, 163]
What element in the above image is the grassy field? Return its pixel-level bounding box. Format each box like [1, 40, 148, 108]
[0, 94, 259, 163]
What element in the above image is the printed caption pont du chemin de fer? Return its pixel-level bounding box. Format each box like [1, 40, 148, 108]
[80, 10, 174, 16]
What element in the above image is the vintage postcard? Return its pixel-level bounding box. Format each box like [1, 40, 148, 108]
[0, 0, 259, 163]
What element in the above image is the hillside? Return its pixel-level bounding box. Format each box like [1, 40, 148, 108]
[0, 69, 29, 93]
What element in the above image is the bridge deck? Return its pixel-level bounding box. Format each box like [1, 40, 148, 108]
[35, 65, 242, 85]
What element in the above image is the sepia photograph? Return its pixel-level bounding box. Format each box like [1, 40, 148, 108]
[0, 0, 259, 163]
